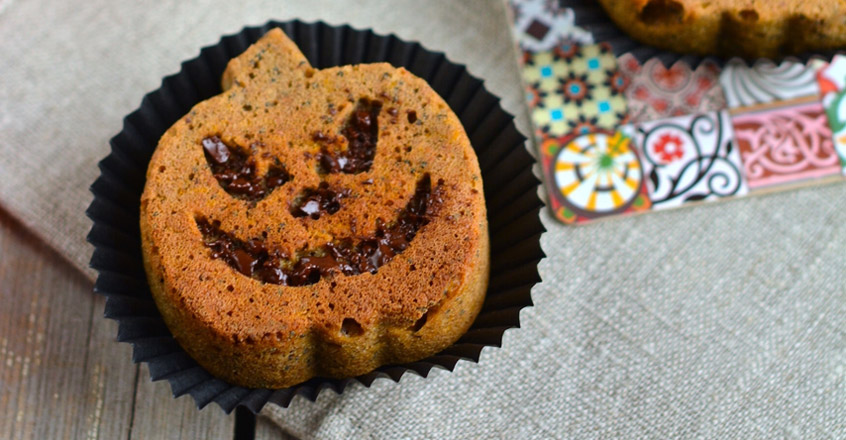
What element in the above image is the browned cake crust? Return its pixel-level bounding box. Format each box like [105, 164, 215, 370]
[140, 29, 489, 388]
[597, 0, 846, 58]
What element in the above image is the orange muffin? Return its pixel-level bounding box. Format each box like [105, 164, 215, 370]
[139, 28, 489, 389]
[597, 0, 846, 58]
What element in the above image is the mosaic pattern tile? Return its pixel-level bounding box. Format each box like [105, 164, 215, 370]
[618, 54, 726, 123]
[732, 98, 841, 189]
[542, 130, 651, 224]
[523, 43, 628, 138]
[822, 91, 846, 175]
[509, 0, 591, 52]
[511, 0, 846, 224]
[623, 111, 747, 210]
[720, 59, 819, 108]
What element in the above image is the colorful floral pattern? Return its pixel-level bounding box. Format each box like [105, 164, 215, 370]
[732, 99, 841, 189]
[652, 133, 685, 163]
[623, 111, 748, 210]
[559, 72, 593, 103]
[523, 44, 628, 139]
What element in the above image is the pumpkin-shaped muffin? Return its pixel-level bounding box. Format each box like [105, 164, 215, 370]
[139, 28, 489, 389]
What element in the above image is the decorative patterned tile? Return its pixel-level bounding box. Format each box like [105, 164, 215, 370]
[510, 3, 846, 225]
[509, 0, 591, 52]
[732, 98, 841, 189]
[522, 43, 628, 138]
[720, 59, 819, 108]
[542, 130, 651, 223]
[618, 54, 726, 123]
[822, 91, 846, 175]
[623, 111, 747, 210]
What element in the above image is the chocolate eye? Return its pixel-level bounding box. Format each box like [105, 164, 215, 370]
[202, 135, 290, 201]
[314, 98, 382, 174]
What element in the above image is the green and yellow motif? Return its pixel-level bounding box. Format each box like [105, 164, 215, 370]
[553, 131, 642, 214]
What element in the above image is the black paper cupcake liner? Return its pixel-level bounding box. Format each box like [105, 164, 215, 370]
[86, 20, 545, 414]
[564, 0, 840, 68]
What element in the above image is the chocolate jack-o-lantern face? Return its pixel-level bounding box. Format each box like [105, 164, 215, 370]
[139, 29, 489, 388]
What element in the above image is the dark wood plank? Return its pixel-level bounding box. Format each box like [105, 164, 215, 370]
[0, 208, 236, 439]
[74, 307, 138, 439]
[130, 363, 235, 439]
[0, 210, 136, 439]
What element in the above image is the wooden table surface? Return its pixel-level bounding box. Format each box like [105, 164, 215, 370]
[0, 209, 292, 439]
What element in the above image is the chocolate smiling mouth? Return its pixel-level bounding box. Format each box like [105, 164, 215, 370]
[195, 174, 444, 287]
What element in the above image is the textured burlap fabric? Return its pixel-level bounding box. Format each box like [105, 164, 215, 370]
[3, 0, 845, 438]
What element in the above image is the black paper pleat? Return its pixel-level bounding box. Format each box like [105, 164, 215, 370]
[87, 20, 544, 414]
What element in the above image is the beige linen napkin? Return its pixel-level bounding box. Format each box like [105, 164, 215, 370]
[2, 0, 845, 438]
